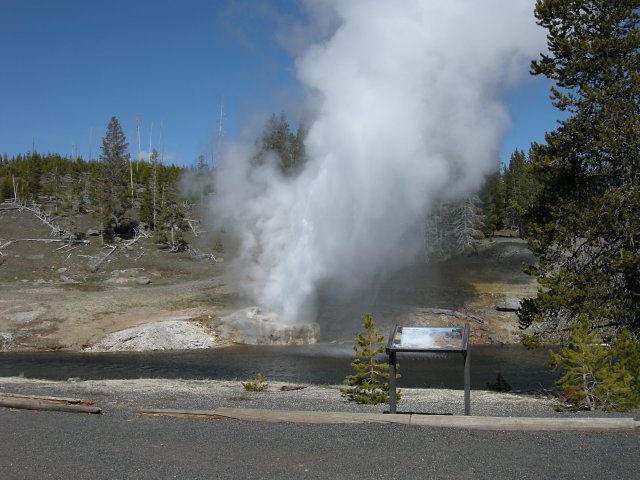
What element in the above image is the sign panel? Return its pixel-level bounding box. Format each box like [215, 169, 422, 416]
[387, 325, 469, 352]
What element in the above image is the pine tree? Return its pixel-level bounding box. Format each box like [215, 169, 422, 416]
[520, 2, 640, 341]
[88, 164, 108, 244]
[160, 199, 188, 251]
[98, 116, 130, 239]
[139, 180, 154, 227]
[23, 153, 42, 201]
[479, 168, 506, 234]
[1, 176, 13, 202]
[549, 315, 640, 411]
[503, 149, 539, 235]
[150, 149, 159, 229]
[608, 329, 640, 410]
[341, 314, 400, 405]
[254, 112, 307, 175]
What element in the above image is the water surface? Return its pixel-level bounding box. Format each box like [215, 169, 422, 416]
[0, 343, 556, 391]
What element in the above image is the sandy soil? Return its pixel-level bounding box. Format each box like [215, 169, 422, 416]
[0, 205, 538, 351]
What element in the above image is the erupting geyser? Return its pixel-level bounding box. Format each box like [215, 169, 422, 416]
[213, 0, 545, 330]
[219, 307, 320, 346]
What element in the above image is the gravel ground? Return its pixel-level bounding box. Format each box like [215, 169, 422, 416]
[1, 376, 638, 419]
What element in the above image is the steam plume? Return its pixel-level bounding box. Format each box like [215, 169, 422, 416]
[213, 0, 545, 323]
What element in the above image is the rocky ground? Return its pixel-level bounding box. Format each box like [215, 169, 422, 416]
[0, 376, 581, 417]
[2, 376, 639, 420]
[0, 203, 538, 352]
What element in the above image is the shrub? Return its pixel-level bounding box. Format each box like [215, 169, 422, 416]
[242, 373, 269, 392]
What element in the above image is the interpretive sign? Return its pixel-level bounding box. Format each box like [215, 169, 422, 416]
[389, 326, 467, 351]
[386, 324, 471, 415]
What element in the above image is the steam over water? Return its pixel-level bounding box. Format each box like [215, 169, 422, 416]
[214, 1, 545, 323]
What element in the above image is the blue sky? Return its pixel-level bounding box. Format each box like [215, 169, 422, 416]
[1, 0, 561, 167]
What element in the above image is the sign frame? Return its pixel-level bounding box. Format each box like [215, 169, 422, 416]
[385, 324, 471, 415]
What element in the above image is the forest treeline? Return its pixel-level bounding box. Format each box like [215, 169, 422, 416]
[1, 139, 534, 251]
[0, 138, 185, 246]
[425, 148, 538, 255]
[0, 103, 538, 251]
[0, 112, 307, 248]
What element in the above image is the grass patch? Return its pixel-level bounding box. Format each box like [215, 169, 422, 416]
[62, 282, 106, 292]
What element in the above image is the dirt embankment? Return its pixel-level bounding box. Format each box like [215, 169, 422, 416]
[0, 206, 537, 351]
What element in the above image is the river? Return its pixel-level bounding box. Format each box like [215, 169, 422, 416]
[0, 343, 557, 391]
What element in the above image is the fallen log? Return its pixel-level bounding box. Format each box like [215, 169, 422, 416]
[139, 409, 226, 420]
[0, 238, 89, 245]
[0, 392, 96, 405]
[280, 385, 307, 391]
[89, 245, 117, 272]
[0, 397, 101, 414]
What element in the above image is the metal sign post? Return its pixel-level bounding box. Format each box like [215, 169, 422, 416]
[386, 324, 471, 415]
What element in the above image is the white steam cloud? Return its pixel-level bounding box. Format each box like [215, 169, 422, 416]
[213, 0, 545, 323]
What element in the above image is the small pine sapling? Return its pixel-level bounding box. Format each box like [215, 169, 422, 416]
[486, 372, 512, 392]
[549, 315, 610, 411]
[242, 373, 269, 392]
[341, 313, 401, 405]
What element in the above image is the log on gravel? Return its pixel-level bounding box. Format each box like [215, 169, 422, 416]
[0, 398, 102, 414]
[0, 392, 96, 405]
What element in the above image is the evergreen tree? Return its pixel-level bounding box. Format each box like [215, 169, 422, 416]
[150, 149, 159, 230]
[98, 116, 130, 238]
[479, 168, 506, 234]
[549, 315, 640, 411]
[139, 180, 154, 227]
[254, 112, 307, 175]
[610, 329, 640, 404]
[159, 198, 188, 251]
[88, 163, 108, 244]
[341, 314, 401, 405]
[520, 1, 640, 341]
[500, 149, 539, 237]
[23, 152, 42, 201]
[1, 176, 13, 202]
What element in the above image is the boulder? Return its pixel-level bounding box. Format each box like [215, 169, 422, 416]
[86, 229, 100, 236]
[135, 276, 152, 285]
[494, 296, 522, 312]
[219, 307, 320, 346]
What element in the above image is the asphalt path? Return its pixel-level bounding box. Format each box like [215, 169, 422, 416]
[2, 406, 639, 480]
